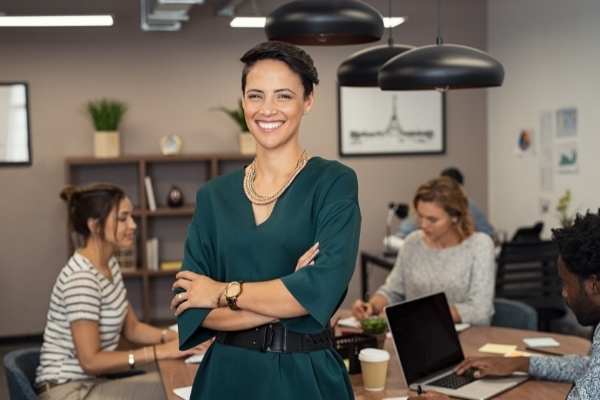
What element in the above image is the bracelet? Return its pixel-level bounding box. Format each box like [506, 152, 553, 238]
[160, 329, 168, 344]
[152, 345, 158, 362]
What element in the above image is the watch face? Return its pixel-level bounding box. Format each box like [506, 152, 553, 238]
[226, 282, 242, 297]
[160, 134, 182, 155]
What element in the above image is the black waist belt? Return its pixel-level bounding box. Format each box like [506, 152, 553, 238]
[215, 323, 333, 353]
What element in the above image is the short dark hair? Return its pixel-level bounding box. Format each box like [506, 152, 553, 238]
[60, 183, 125, 243]
[440, 167, 464, 186]
[552, 211, 600, 279]
[240, 41, 319, 98]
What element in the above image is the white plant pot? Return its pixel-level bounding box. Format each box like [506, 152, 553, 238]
[239, 132, 256, 155]
[94, 131, 120, 158]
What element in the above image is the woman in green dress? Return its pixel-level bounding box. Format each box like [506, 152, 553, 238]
[170, 41, 361, 399]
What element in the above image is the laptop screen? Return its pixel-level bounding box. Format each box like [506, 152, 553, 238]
[385, 293, 465, 384]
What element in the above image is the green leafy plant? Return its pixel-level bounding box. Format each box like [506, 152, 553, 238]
[360, 316, 387, 335]
[556, 189, 574, 228]
[214, 99, 248, 132]
[86, 99, 127, 131]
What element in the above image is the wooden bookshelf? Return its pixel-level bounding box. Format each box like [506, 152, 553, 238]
[65, 153, 252, 321]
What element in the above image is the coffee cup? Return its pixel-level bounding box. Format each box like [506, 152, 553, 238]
[358, 348, 390, 391]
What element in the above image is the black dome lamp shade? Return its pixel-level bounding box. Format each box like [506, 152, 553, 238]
[338, 0, 413, 86]
[265, 0, 385, 46]
[378, 0, 504, 91]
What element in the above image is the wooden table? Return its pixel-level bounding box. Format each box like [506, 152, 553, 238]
[158, 326, 590, 400]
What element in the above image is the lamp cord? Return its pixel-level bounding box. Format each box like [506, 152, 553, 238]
[387, 0, 393, 46]
[436, 0, 444, 45]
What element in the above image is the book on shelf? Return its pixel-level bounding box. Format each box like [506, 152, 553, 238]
[144, 176, 157, 211]
[115, 239, 137, 271]
[146, 238, 159, 271]
[160, 260, 182, 271]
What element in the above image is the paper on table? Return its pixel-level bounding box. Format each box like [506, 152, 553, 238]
[173, 386, 192, 400]
[504, 350, 533, 358]
[523, 337, 560, 348]
[383, 397, 409, 400]
[169, 323, 178, 332]
[185, 353, 205, 364]
[338, 316, 361, 328]
[478, 344, 517, 355]
[455, 323, 470, 332]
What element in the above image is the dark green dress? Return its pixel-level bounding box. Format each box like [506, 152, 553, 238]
[177, 157, 361, 399]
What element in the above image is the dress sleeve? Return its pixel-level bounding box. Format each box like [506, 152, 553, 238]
[177, 190, 217, 350]
[529, 355, 590, 382]
[281, 170, 361, 329]
[453, 234, 496, 325]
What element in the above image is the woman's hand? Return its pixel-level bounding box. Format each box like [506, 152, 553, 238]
[351, 299, 374, 320]
[171, 271, 227, 315]
[154, 338, 212, 361]
[295, 242, 319, 271]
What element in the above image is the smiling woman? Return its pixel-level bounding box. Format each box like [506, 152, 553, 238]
[173, 41, 362, 400]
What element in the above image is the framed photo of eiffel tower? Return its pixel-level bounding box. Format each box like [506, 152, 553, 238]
[337, 85, 446, 156]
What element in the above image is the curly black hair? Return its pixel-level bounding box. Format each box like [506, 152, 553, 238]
[240, 41, 319, 98]
[552, 211, 600, 278]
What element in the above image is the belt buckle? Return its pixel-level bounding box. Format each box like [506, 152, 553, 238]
[261, 324, 274, 352]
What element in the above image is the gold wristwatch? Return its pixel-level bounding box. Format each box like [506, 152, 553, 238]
[224, 281, 243, 310]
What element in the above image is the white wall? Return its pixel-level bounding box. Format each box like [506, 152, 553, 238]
[487, 0, 600, 237]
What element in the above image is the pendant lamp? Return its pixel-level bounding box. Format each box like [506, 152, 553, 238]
[265, 0, 384, 46]
[378, 0, 504, 91]
[337, 0, 413, 86]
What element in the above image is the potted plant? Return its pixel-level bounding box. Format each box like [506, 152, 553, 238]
[557, 189, 574, 228]
[215, 99, 256, 155]
[87, 99, 127, 158]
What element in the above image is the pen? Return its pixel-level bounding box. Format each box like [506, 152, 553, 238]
[417, 384, 423, 395]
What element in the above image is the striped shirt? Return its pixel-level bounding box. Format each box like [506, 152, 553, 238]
[35, 253, 129, 386]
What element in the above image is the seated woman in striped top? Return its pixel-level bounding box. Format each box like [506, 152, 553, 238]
[35, 183, 205, 400]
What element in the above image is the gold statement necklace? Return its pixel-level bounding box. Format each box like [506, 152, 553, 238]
[243, 150, 309, 205]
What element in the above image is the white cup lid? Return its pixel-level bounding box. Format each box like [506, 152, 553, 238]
[358, 348, 390, 363]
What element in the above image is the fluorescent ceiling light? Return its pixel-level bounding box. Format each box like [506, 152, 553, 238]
[0, 15, 114, 27]
[230, 16, 405, 29]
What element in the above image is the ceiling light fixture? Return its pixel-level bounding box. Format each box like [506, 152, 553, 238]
[378, 0, 504, 91]
[265, 0, 384, 46]
[337, 0, 413, 87]
[0, 15, 114, 27]
[231, 16, 403, 29]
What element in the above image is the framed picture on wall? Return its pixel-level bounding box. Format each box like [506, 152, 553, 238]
[338, 85, 446, 157]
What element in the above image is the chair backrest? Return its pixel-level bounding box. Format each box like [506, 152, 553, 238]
[492, 298, 538, 330]
[496, 240, 562, 302]
[3, 347, 40, 400]
[511, 221, 544, 243]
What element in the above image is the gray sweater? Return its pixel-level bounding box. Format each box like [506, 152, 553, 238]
[376, 231, 496, 325]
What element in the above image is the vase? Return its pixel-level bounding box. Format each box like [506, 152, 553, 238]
[239, 132, 256, 155]
[167, 185, 184, 208]
[94, 131, 120, 158]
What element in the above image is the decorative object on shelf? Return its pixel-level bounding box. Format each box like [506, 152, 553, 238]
[214, 99, 256, 155]
[166, 185, 184, 208]
[556, 189, 574, 228]
[378, 0, 504, 91]
[160, 134, 183, 156]
[144, 176, 157, 211]
[86, 98, 127, 158]
[337, 0, 413, 86]
[266, 0, 384, 46]
[160, 260, 182, 271]
[338, 85, 445, 156]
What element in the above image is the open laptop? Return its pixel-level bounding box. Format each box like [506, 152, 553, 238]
[385, 293, 527, 400]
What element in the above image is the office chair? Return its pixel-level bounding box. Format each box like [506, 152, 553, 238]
[511, 221, 544, 243]
[3, 347, 40, 400]
[496, 240, 566, 331]
[492, 298, 538, 331]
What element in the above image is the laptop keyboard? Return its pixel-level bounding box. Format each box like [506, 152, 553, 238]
[428, 372, 476, 390]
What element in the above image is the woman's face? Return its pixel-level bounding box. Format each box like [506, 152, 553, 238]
[416, 200, 455, 242]
[242, 59, 314, 151]
[103, 197, 137, 250]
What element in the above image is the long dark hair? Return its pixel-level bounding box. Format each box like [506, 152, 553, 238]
[60, 183, 125, 244]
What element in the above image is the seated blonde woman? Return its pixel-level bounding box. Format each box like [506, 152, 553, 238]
[35, 184, 206, 400]
[353, 177, 495, 325]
